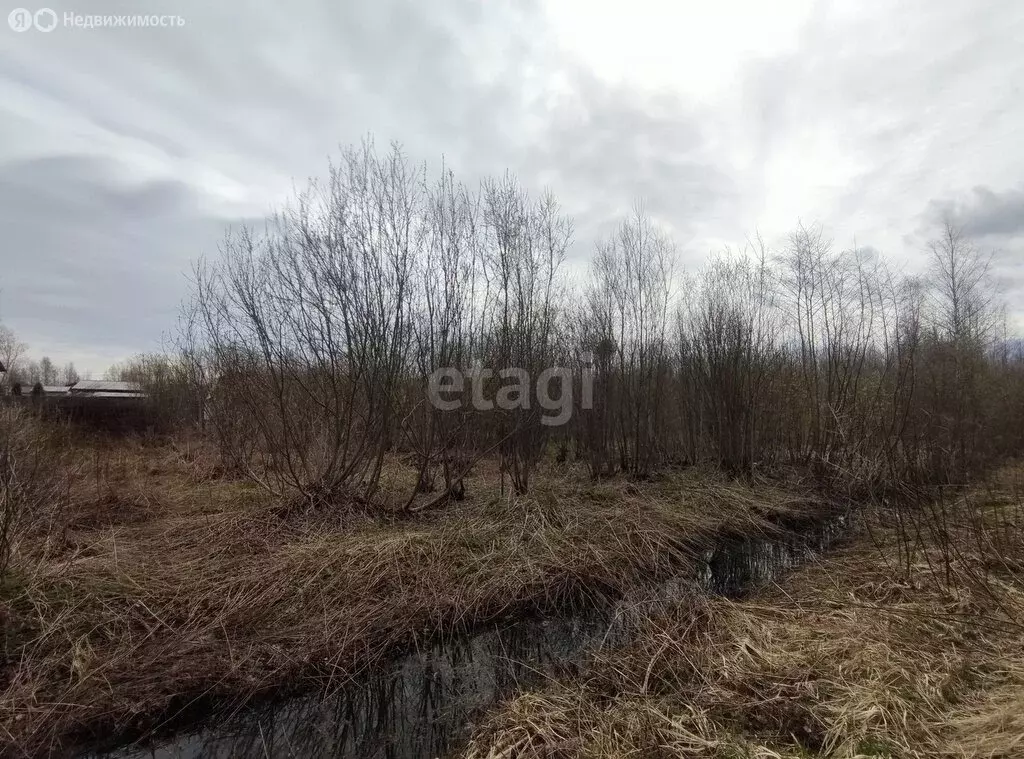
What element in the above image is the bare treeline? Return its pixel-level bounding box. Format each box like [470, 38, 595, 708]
[171, 141, 1023, 506]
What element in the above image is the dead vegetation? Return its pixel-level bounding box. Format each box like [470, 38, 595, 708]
[462, 467, 1024, 759]
[0, 434, 838, 757]
[0, 141, 1021, 758]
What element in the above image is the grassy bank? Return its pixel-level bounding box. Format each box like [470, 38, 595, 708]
[0, 435, 839, 757]
[463, 467, 1024, 758]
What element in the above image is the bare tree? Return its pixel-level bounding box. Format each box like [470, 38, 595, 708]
[0, 324, 26, 391]
[404, 165, 481, 505]
[926, 219, 998, 345]
[191, 140, 420, 507]
[682, 241, 781, 472]
[178, 144, 1023, 506]
[589, 204, 674, 477]
[38, 356, 56, 386]
[479, 175, 570, 494]
[918, 219, 1001, 479]
[60, 362, 80, 386]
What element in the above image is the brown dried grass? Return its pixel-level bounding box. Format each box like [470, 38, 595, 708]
[0, 437, 834, 757]
[463, 467, 1024, 759]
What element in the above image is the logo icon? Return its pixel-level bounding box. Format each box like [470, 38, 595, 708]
[34, 8, 56, 31]
[8, 7, 57, 31]
[8, 8, 33, 31]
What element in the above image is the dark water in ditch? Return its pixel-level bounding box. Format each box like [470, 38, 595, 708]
[88, 515, 850, 759]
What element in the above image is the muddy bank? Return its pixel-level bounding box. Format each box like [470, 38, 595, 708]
[5, 451, 853, 758]
[462, 473, 1024, 759]
[85, 513, 852, 759]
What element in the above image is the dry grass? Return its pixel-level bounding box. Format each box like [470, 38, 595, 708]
[0, 435, 836, 757]
[462, 467, 1024, 759]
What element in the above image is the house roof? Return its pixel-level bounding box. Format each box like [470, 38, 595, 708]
[69, 380, 144, 393]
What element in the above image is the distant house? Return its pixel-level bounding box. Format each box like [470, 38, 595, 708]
[38, 385, 71, 396]
[68, 380, 146, 398]
[59, 380, 150, 430]
[4, 377, 151, 431]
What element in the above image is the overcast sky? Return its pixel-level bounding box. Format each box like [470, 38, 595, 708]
[1, 0, 1022, 375]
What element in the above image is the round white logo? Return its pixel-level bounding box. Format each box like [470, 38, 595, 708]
[34, 8, 57, 31]
[8, 8, 33, 31]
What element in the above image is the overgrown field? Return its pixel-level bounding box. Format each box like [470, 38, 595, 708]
[463, 466, 1024, 759]
[0, 434, 840, 757]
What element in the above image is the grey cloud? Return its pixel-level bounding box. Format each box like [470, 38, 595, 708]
[0, 0, 564, 367]
[4, 0, 552, 188]
[519, 68, 738, 264]
[920, 186, 1024, 328]
[853, 246, 882, 263]
[0, 154, 255, 364]
[733, 0, 1024, 253]
[926, 185, 1024, 239]
[2, 0, 1024, 360]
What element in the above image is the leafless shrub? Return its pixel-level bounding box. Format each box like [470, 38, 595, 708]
[680, 241, 782, 474]
[180, 138, 1022, 506]
[404, 166, 481, 506]
[478, 176, 570, 494]
[191, 141, 419, 507]
[585, 204, 675, 478]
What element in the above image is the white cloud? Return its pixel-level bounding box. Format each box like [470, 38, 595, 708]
[543, 0, 816, 101]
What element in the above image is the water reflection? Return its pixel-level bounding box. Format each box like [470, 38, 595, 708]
[702, 514, 849, 596]
[89, 515, 848, 759]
